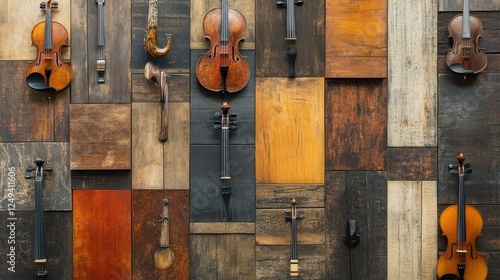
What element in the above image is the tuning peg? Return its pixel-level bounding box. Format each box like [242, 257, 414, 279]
[53, 1, 58, 8]
[295, 0, 304, 6]
[26, 166, 35, 172]
[449, 169, 457, 175]
[448, 164, 456, 170]
[24, 174, 33, 179]
[45, 167, 53, 172]
[229, 114, 237, 118]
[466, 168, 472, 174]
[277, 0, 286, 6]
[214, 124, 222, 130]
[40, 2, 46, 9]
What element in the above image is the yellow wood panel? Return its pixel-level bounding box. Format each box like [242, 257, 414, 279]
[256, 77, 324, 184]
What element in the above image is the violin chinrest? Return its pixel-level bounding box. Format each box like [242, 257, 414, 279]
[448, 63, 475, 75]
[26, 72, 56, 92]
[439, 274, 460, 280]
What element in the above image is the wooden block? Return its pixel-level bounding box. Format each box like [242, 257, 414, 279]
[132, 72, 190, 102]
[439, 0, 500, 11]
[256, 77, 324, 184]
[132, 190, 189, 280]
[256, 185, 324, 209]
[255, 0, 325, 77]
[190, 234, 255, 280]
[387, 147, 437, 181]
[71, 170, 132, 190]
[73, 190, 131, 279]
[190, 222, 255, 234]
[0, 143, 71, 211]
[325, 79, 387, 171]
[70, 104, 131, 170]
[190, 0, 255, 50]
[326, 0, 387, 78]
[388, 0, 437, 147]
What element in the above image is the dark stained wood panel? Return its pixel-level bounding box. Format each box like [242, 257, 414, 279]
[387, 147, 437, 181]
[255, 0, 325, 77]
[326, 0, 387, 78]
[70, 104, 131, 170]
[132, 190, 189, 279]
[73, 190, 131, 280]
[325, 79, 387, 171]
[256, 184, 324, 209]
[71, 170, 132, 190]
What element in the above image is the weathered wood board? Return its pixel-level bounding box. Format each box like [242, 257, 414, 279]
[439, 0, 500, 11]
[70, 104, 131, 170]
[0, 211, 72, 280]
[0, 61, 70, 142]
[255, 0, 325, 77]
[387, 147, 437, 181]
[73, 190, 131, 280]
[0, 143, 71, 211]
[388, 0, 437, 147]
[325, 171, 387, 280]
[255, 77, 324, 184]
[255, 184, 324, 209]
[387, 181, 437, 279]
[0, 0, 71, 60]
[132, 71, 190, 102]
[325, 0, 387, 78]
[132, 102, 190, 189]
[325, 79, 387, 171]
[190, 234, 255, 280]
[190, 0, 255, 50]
[132, 190, 189, 279]
[71, 170, 132, 190]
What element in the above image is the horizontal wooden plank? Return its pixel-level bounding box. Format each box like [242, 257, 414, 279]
[439, 0, 500, 11]
[132, 72, 190, 102]
[190, 222, 255, 234]
[70, 170, 132, 190]
[256, 184, 325, 209]
[387, 147, 437, 181]
[326, 57, 387, 78]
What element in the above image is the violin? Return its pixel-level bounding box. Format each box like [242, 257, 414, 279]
[277, 0, 303, 78]
[26, 0, 72, 92]
[214, 101, 237, 196]
[436, 152, 488, 280]
[196, 0, 250, 94]
[446, 0, 487, 75]
[285, 198, 303, 279]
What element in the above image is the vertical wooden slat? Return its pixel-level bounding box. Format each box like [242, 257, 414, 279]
[388, 0, 437, 147]
[421, 181, 437, 278]
[164, 102, 190, 189]
[71, 0, 89, 103]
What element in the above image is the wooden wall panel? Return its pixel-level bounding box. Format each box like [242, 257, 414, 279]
[255, 0, 324, 77]
[255, 184, 324, 209]
[0, 143, 71, 211]
[325, 0, 387, 78]
[71, 170, 132, 190]
[255, 77, 324, 184]
[387, 147, 437, 181]
[439, 0, 500, 11]
[325, 79, 387, 171]
[388, 0, 437, 147]
[70, 104, 131, 170]
[73, 190, 131, 280]
[132, 190, 189, 279]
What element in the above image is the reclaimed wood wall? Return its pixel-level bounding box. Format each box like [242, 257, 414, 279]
[0, 0, 498, 279]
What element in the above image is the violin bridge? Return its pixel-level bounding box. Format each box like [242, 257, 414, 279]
[456, 249, 468, 253]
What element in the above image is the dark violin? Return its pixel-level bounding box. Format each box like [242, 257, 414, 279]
[277, 0, 303, 78]
[285, 198, 303, 279]
[214, 101, 237, 196]
[446, 0, 487, 75]
[436, 152, 488, 280]
[26, 0, 72, 92]
[196, 0, 250, 94]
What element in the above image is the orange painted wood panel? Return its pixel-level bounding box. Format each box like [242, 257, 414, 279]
[73, 190, 131, 280]
[325, 0, 387, 78]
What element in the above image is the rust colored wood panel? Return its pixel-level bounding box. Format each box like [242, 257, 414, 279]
[325, 0, 387, 78]
[132, 190, 189, 279]
[387, 147, 437, 181]
[73, 190, 131, 280]
[132, 71, 189, 102]
[256, 184, 324, 209]
[0, 143, 71, 211]
[0, 61, 70, 142]
[325, 79, 387, 171]
[190, 234, 255, 280]
[0, 0, 71, 60]
[70, 104, 131, 170]
[256, 77, 324, 184]
[255, 0, 324, 77]
[190, 0, 255, 50]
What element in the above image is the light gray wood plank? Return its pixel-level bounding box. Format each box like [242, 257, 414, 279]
[439, 0, 500, 11]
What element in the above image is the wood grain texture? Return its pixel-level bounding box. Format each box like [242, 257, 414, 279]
[256, 77, 324, 184]
[190, 0, 255, 50]
[0, 143, 71, 211]
[132, 72, 190, 102]
[255, 0, 324, 77]
[388, 0, 437, 147]
[190, 234, 255, 280]
[256, 184, 324, 209]
[0, 61, 70, 142]
[73, 190, 131, 280]
[70, 104, 131, 170]
[325, 0, 387, 78]
[325, 79, 387, 171]
[190, 222, 255, 234]
[387, 147, 437, 181]
[387, 181, 437, 279]
[71, 170, 132, 190]
[439, 0, 500, 11]
[70, 0, 89, 102]
[132, 190, 189, 280]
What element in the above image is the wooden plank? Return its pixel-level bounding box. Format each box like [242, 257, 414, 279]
[388, 0, 437, 147]
[190, 222, 255, 234]
[71, 170, 132, 190]
[0, 0, 71, 60]
[256, 184, 325, 209]
[190, 234, 255, 280]
[73, 190, 131, 280]
[255, 0, 324, 77]
[0, 143, 71, 211]
[132, 72, 190, 102]
[439, 0, 500, 11]
[132, 190, 189, 280]
[255, 77, 324, 184]
[70, 104, 131, 170]
[387, 147, 437, 181]
[190, 0, 255, 50]
[325, 0, 387, 78]
[421, 181, 438, 279]
[325, 79, 387, 171]
[70, 0, 89, 103]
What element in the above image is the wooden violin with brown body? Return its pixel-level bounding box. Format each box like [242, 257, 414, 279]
[436, 152, 487, 280]
[446, 0, 487, 75]
[26, 0, 72, 92]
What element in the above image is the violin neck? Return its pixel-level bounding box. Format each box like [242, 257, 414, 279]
[34, 178, 46, 262]
[44, 9, 52, 50]
[457, 174, 466, 243]
[462, 0, 471, 39]
[97, 1, 105, 47]
[290, 217, 299, 279]
[220, 0, 229, 44]
[286, 0, 297, 40]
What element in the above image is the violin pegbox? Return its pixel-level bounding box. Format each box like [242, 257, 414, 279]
[213, 102, 237, 131]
